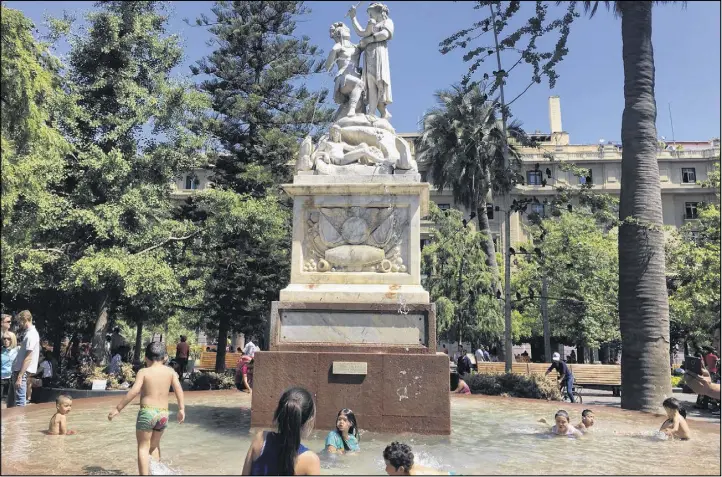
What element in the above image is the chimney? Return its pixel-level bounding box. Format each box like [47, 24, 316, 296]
[548, 96, 562, 133]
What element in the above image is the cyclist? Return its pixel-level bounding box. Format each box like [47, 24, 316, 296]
[546, 352, 575, 403]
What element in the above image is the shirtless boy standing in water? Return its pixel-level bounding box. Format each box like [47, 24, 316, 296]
[108, 342, 185, 475]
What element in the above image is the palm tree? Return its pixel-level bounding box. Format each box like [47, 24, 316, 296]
[573, 1, 682, 411]
[416, 84, 526, 295]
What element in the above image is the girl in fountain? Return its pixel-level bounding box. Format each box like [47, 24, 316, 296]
[452, 377, 471, 395]
[242, 387, 320, 475]
[325, 408, 360, 454]
[543, 410, 583, 438]
[660, 397, 692, 440]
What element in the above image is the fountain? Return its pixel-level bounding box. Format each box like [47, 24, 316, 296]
[250, 2, 449, 435]
[2, 393, 720, 475]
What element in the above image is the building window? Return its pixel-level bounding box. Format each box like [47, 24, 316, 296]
[486, 204, 494, 220]
[530, 203, 545, 217]
[438, 203, 451, 211]
[527, 171, 542, 185]
[685, 202, 698, 219]
[185, 175, 200, 190]
[579, 169, 593, 185]
[682, 168, 696, 184]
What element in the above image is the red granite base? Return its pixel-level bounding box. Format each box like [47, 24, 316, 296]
[250, 350, 451, 435]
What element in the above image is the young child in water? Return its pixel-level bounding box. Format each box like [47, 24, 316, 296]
[575, 409, 595, 433]
[325, 408, 360, 454]
[108, 342, 185, 476]
[541, 410, 583, 438]
[383, 441, 454, 475]
[660, 397, 691, 440]
[48, 395, 75, 435]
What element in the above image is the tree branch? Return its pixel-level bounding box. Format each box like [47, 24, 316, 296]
[135, 231, 201, 256]
[505, 80, 536, 108]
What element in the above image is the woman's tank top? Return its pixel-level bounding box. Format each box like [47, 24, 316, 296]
[250, 432, 310, 476]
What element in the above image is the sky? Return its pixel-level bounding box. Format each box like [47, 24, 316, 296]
[6, 1, 721, 144]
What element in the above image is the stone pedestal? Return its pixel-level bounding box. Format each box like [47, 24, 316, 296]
[279, 175, 429, 305]
[251, 175, 450, 435]
[250, 350, 451, 435]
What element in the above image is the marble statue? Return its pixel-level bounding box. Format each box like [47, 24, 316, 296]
[325, 22, 365, 121]
[348, 2, 393, 119]
[295, 2, 416, 176]
[313, 125, 386, 167]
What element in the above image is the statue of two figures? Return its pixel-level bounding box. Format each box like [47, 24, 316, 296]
[296, 2, 417, 175]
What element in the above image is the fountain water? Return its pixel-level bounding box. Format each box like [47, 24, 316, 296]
[2, 392, 719, 475]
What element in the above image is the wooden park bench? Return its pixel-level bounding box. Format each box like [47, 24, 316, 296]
[570, 364, 622, 396]
[477, 361, 621, 396]
[196, 351, 243, 372]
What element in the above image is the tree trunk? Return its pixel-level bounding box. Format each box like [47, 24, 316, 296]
[618, 2, 672, 412]
[216, 316, 229, 372]
[476, 204, 501, 293]
[52, 320, 64, 372]
[134, 320, 143, 363]
[540, 274, 551, 362]
[91, 293, 110, 364]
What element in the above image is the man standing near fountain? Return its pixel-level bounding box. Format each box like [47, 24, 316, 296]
[9, 310, 40, 408]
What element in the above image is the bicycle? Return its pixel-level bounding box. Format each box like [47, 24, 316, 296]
[559, 381, 583, 404]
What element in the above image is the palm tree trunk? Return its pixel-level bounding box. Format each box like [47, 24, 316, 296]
[476, 203, 501, 293]
[618, 2, 672, 412]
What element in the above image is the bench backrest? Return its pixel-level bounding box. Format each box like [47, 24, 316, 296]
[569, 364, 621, 385]
[197, 351, 243, 371]
[476, 361, 621, 385]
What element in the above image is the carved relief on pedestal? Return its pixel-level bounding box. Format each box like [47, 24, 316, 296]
[302, 206, 408, 273]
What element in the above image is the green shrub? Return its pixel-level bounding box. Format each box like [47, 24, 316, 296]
[189, 371, 236, 390]
[464, 372, 562, 400]
[671, 375, 683, 388]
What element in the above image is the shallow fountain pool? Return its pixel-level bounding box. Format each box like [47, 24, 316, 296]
[1, 391, 719, 475]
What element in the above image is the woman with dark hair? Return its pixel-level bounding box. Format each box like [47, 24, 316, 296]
[325, 408, 360, 453]
[242, 387, 320, 475]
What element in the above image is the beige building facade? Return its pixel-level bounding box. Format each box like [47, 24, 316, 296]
[172, 97, 720, 248]
[403, 97, 719, 247]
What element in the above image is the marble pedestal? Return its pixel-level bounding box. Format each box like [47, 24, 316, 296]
[279, 175, 430, 305]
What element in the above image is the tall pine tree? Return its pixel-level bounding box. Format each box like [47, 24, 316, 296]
[191, 0, 333, 195]
[184, 1, 333, 369]
[54, 1, 208, 362]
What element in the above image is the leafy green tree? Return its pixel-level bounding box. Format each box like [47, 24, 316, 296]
[190, 0, 333, 196]
[1, 5, 71, 296]
[0, 6, 84, 361]
[512, 209, 620, 353]
[422, 203, 502, 346]
[416, 84, 528, 295]
[666, 162, 720, 348]
[179, 190, 290, 370]
[48, 1, 209, 362]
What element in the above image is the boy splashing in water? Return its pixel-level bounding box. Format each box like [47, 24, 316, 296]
[48, 395, 75, 435]
[108, 342, 185, 475]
